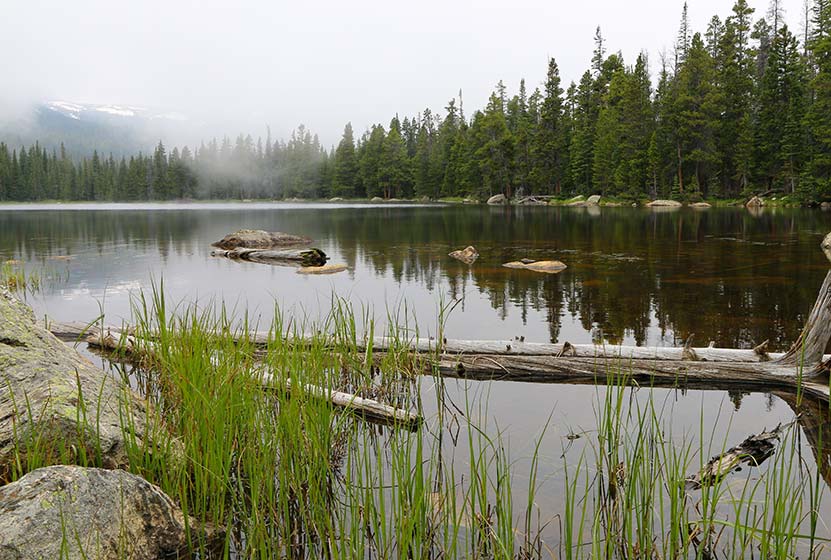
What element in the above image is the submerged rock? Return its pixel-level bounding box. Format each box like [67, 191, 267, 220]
[0, 288, 156, 478]
[296, 263, 348, 275]
[448, 246, 479, 265]
[486, 194, 506, 205]
[502, 260, 567, 274]
[0, 466, 190, 560]
[646, 199, 683, 207]
[211, 229, 312, 250]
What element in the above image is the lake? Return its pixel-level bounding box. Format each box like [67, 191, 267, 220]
[3, 202, 829, 348]
[2, 202, 831, 556]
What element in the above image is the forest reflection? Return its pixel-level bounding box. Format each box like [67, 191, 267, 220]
[1, 204, 827, 351]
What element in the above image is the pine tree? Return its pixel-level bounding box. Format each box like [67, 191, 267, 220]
[676, 33, 719, 196]
[531, 58, 566, 194]
[333, 123, 358, 197]
[803, 0, 831, 199]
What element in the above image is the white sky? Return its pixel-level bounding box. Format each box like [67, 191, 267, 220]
[0, 0, 807, 146]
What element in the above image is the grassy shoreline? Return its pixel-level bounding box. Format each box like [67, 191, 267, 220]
[2, 264, 829, 558]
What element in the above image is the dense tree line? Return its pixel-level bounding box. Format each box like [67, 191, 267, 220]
[2, 0, 831, 203]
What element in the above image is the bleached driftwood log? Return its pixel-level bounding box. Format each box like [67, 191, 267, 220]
[49, 322, 815, 365]
[73, 326, 421, 429]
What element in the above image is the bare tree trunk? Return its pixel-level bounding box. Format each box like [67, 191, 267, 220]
[776, 270, 831, 371]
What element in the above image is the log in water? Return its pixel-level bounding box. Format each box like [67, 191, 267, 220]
[211, 247, 328, 267]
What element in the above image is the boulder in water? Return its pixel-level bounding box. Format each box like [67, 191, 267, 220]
[486, 194, 506, 205]
[211, 229, 312, 250]
[449, 246, 479, 265]
[690, 202, 712, 209]
[502, 260, 567, 274]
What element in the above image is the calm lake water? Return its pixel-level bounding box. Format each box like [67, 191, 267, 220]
[3, 202, 831, 553]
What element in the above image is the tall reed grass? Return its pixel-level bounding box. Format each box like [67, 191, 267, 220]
[7, 280, 828, 558]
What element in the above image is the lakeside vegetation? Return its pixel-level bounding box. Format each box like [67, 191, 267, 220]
[2, 1, 831, 205]
[4, 279, 828, 558]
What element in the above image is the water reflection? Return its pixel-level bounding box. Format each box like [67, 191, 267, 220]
[0, 204, 828, 350]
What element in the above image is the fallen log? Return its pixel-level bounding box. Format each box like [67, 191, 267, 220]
[265, 374, 421, 430]
[46, 320, 831, 397]
[50, 321, 810, 363]
[80, 327, 422, 430]
[432, 354, 831, 401]
[685, 423, 787, 490]
[211, 247, 328, 267]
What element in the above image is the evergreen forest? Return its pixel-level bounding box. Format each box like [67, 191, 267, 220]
[2, 0, 831, 203]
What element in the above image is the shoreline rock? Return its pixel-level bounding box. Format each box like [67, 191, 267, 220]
[746, 195, 764, 208]
[568, 194, 601, 207]
[0, 466, 194, 560]
[0, 288, 158, 479]
[646, 199, 683, 207]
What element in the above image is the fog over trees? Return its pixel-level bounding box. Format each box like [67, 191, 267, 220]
[2, 1, 831, 202]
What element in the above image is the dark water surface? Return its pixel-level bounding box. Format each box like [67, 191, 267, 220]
[3, 202, 831, 552]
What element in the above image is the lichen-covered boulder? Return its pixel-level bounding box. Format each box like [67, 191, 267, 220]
[211, 229, 312, 249]
[0, 289, 153, 479]
[0, 466, 187, 560]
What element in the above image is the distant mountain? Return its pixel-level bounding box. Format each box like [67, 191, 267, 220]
[1, 100, 192, 159]
[43, 100, 187, 124]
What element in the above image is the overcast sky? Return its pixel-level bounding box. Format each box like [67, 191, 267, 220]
[1, 0, 807, 147]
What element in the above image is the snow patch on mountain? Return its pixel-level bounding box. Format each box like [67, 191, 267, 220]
[95, 105, 136, 117]
[44, 100, 187, 122]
